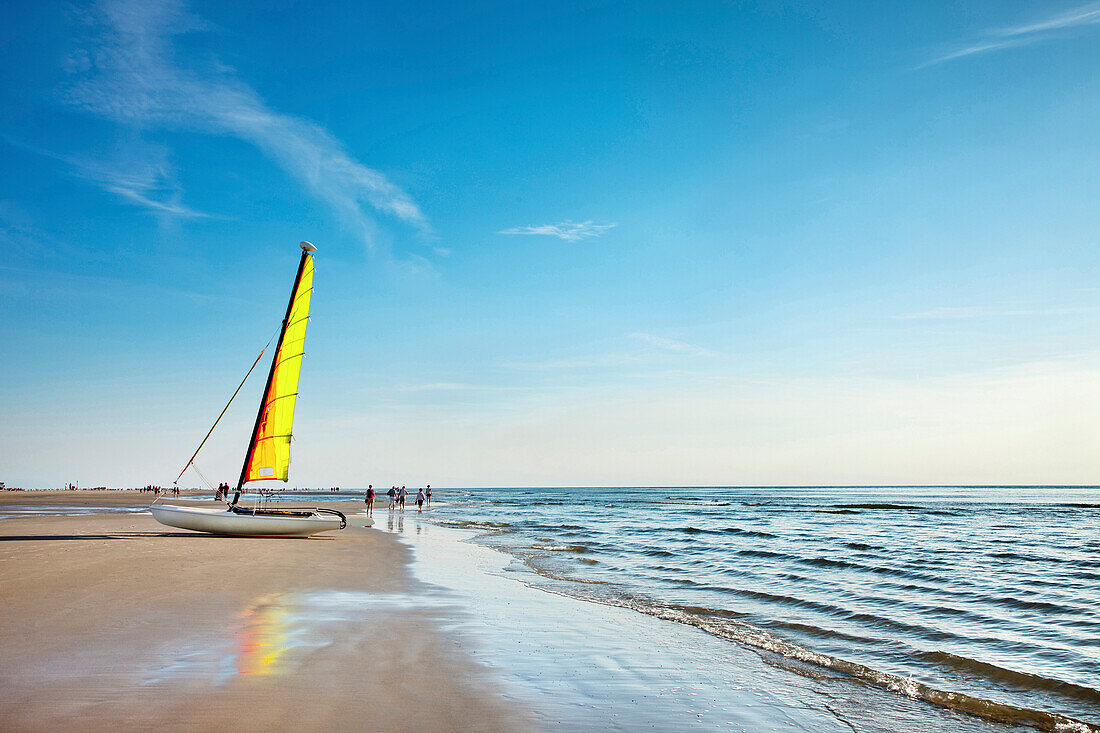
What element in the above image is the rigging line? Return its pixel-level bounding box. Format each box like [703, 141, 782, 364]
[173, 340, 273, 485]
[191, 461, 215, 491]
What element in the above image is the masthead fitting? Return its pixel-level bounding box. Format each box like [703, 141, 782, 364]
[300, 241, 317, 252]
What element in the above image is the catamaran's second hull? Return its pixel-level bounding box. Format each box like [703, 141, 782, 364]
[149, 504, 344, 537]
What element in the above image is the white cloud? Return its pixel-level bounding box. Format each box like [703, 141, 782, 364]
[66, 146, 209, 218]
[924, 2, 1100, 66]
[999, 2, 1100, 36]
[921, 39, 1037, 66]
[499, 220, 617, 242]
[501, 353, 649, 371]
[393, 382, 504, 393]
[501, 333, 715, 373]
[5, 135, 208, 219]
[894, 305, 1093, 320]
[65, 0, 428, 243]
[629, 332, 716, 357]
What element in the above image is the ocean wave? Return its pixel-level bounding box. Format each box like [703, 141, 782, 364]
[985, 595, 1075, 614]
[543, 545, 589, 553]
[919, 650, 1100, 705]
[521, 560, 609, 585]
[737, 548, 787, 559]
[832, 503, 921, 510]
[799, 556, 863, 570]
[617, 599, 1099, 732]
[722, 527, 778, 538]
[1068, 571, 1100, 581]
[439, 520, 514, 531]
[843, 541, 882, 551]
[676, 526, 712, 534]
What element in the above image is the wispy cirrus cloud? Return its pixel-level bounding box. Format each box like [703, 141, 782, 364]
[629, 332, 716, 357]
[502, 333, 715, 372]
[5, 134, 207, 219]
[923, 2, 1100, 66]
[501, 353, 648, 371]
[389, 382, 537, 393]
[64, 0, 428, 242]
[66, 145, 209, 219]
[894, 305, 1094, 320]
[499, 220, 617, 242]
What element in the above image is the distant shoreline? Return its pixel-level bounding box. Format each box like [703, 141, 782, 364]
[5, 483, 1098, 492]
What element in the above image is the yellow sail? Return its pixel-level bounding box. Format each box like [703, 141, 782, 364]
[243, 254, 313, 483]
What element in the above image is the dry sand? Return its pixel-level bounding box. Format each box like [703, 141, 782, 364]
[0, 494, 533, 732]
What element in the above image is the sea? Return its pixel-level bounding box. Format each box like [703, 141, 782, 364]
[409, 486, 1100, 730]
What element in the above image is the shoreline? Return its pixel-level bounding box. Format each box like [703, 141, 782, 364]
[1, 494, 1092, 732]
[389, 513, 1050, 733]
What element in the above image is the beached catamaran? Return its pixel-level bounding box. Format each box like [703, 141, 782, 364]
[149, 242, 348, 537]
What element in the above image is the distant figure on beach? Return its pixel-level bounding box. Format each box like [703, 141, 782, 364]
[399, 486, 407, 512]
[365, 485, 374, 517]
[416, 488, 425, 512]
[426, 485, 432, 506]
[387, 486, 396, 510]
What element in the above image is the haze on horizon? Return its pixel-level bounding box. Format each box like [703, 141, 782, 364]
[2, 0, 1099, 489]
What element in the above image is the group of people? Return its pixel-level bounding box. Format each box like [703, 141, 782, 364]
[142, 485, 179, 497]
[214, 483, 233, 501]
[363, 484, 431, 516]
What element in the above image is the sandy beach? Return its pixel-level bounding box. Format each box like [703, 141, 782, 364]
[0, 493, 531, 732]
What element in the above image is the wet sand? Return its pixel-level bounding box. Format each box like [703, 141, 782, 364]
[0, 496, 532, 732]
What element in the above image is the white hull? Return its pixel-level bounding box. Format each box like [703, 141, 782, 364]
[149, 504, 345, 537]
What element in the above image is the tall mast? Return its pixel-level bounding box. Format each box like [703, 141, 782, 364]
[232, 242, 316, 506]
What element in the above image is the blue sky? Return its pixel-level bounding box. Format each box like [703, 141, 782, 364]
[2, 0, 1100, 488]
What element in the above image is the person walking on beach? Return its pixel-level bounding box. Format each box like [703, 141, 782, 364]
[387, 486, 396, 510]
[416, 488, 425, 513]
[426, 485, 432, 506]
[398, 485, 407, 512]
[365, 485, 375, 518]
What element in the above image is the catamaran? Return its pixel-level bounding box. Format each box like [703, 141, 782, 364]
[150, 241, 349, 537]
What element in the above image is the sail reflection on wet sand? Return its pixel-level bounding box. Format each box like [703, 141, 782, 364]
[213, 590, 461, 681]
[235, 596, 291, 675]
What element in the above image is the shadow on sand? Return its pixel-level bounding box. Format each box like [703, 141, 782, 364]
[0, 531, 335, 541]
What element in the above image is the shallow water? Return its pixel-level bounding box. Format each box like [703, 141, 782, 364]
[387, 516, 1027, 732]
[0, 505, 147, 520]
[415, 486, 1100, 730]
